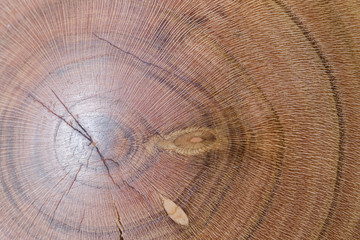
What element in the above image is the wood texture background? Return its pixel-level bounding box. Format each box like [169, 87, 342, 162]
[1, 0, 360, 239]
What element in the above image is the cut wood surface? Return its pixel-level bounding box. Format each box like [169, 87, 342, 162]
[1, 0, 360, 239]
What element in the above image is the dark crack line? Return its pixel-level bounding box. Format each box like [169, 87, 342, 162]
[48, 163, 83, 239]
[113, 202, 125, 240]
[29, 170, 71, 229]
[33, 90, 154, 233]
[48, 177, 76, 239]
[47, 164, 84, 240]
[32, 92, 120, 169]
[92, 33, 210, 93]
[51, 89, 93, 142]
[50, 90, 121, 169]
[78, 209, 85, 232]
[86, 147, 94, 168]
[30, 94, 91, 142]
[66, 164, 83, 194]
[95, 147, 119, 176]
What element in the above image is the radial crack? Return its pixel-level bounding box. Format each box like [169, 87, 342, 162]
[113, 202, 125, 240]
[86, 147, 94, 168]
[48, 164, 84, 237]
[51, 89, 93, 141]
[67, 164, 83, 194]
[33, 90, 120, 172]
[78, 209, 85, 232]
[29, 170, 71, 229]
[92, 33, 209, 92]
[32, 90, 154, 232]
[30, 94, 91, 142]
[51, 90, 121, 170]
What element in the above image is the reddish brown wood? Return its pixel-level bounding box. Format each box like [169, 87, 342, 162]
[1, 0, 360, 239]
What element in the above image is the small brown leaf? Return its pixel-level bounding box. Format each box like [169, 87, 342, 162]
[161, 195, 189, 226]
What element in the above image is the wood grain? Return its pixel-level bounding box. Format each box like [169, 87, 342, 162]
[0, 0, 360, 239]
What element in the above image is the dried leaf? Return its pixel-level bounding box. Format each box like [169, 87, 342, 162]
[161, 195, 189, 226]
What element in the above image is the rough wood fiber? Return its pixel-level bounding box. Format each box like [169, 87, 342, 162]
[0, 0, 360, 239]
